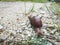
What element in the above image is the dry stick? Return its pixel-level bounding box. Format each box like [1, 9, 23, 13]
[45, 3, 57, 16]
[11, 20, 13, 30]
[50, 3, 60, 15]
[24, 1, 26, 15]
[44, 4, 51, 15]
[3, 31, 11, 45]
[46, 38, 56, 45]
[44, 4, 57, 45]
[24, 3, 35, 16]
[24, 2, 27, 45]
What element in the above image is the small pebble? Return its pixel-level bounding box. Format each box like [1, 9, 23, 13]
[0, 25, 3, 29]
[0, 35, 8, 42]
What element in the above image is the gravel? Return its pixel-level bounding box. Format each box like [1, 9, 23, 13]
[0, 2, 60, 45]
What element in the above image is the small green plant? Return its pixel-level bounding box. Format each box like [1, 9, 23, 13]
[54, 8, 60, 16]
[57, 25, 60, 31]
[0, 0, 48, 2]
[28, 4, 34, 13]
[49, 3, 60, 16]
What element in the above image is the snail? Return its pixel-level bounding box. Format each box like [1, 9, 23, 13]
[28, 15, 43, 36]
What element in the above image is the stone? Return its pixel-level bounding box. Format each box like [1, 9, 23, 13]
[0, 25, 3, 29]
[21, 27, 26, 31]
[42, 24, 48, 28]
[0, 35, 8, 42]
[9, 30, 16, 36]
[50, 29, 57, 34]
[56, 36, 60, 42]
[47, 42, 53, 45]
[8, 36, 14, 41]
[16, 30, 20, 33]
[41, 29, 50, 36]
